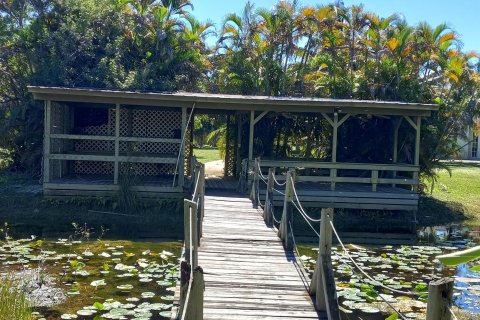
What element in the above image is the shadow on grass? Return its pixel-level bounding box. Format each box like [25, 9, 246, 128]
[418, 195, 469, 227]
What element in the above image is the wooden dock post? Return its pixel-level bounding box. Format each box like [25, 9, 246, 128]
[179, 264, 204, 320]
[426, 278, 454, 320]
[184, 199, 198, 269]
[250, 157, 260, 207]
[309, 208, 340, 320]
[263, 168, 275, 227]
[278, 170, 295, 250]
[196, 163, 205, 245]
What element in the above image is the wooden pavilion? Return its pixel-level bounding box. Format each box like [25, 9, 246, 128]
[28, 86, 437, 210]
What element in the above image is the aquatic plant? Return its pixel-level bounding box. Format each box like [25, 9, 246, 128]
[0, 274, 33, 320]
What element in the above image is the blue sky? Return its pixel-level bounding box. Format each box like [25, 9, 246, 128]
[190, 0, 480, 52]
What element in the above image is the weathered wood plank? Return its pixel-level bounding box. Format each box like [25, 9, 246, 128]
[198, 194, 321, 320]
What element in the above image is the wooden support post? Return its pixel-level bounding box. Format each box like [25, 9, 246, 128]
[330, 169, 337, 191]
[248, 111, 255, 161]
[371, 170, 378, 192]
[310, 208, 340, 320]
[184, 199, 198, 269]
[185, 268, 205, 320]
[392, 117, 402, 186]
[43, 100, 51, 183]
[278, 170, 295, 251]
[332, 113, 339, 163]
[236, 114, 242, 176]
[264, 168, 275, 227]
[250, 158, 260, 207]
[179, 260, 190, 318]
[426, 278, 454, 320]
[114, 103, 120, 184]
[179, 107, 187, 188]
[197, 164, 205, 245]
[393, 118, 402, 164]
[225, 114, 231, 178]
[414, 116, 421, 166]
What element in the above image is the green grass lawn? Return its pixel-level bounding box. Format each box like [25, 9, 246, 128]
[193, 148, 221, 163]
[429, 162, 480, 222]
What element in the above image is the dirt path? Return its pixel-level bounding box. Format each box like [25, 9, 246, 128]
[204, 160, 224, 177]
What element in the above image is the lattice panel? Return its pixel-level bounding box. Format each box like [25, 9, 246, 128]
[81, 123, 112, 136]
[73, 161, 114, 175]
[119, 141, 179, 155]
[75, 140, 114, 153]
[119, 109, 182, 138]
[120, 163, 176, 176]
[225, 114, 237, 177]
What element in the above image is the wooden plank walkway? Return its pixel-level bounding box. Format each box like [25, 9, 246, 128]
[199, 192, 324, 320]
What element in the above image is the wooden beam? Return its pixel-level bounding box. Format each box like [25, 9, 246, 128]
[114, 103, 120, 185]
[337, 113, 352, 128]
[332, 113, 339, 163]
[179, 107, 187, 188]
[414, 116, 421, 166]
[321, 113, 334, 127]
[393, 117, 403, 163]
[43, 100, 52, 183]
[253, 110, 269, 125]
[248, 111, 255, 161]
[236, 114, 243, 176]
[404, 115, 417, 131]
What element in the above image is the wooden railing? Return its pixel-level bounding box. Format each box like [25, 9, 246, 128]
[248, 158, 419, 192]
[178, 157, 205, 320]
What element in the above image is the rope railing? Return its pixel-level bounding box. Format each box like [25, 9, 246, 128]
[326, 215, 420, 297]
[248, 157, 455, 320]
[330, 248, 409, 320]
[178, 157, 205, 320]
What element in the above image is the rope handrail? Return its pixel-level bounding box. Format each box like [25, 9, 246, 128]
[445, 299, 459, 320]
[180, 205, 195, 320]
[256, 158, 286, 186]
[180, 161, 204, 320]
[173, 103, 195, 187]
[290, 176, 322, 222]
[269, 198, 282, 224]
[256, 160, 269, 182]
[273, 174, 287, 186]
[330, 248, 409, 320]
[289, 221, 314, 278]
[326, 215, 420, 297]
[290, 200, 320, 238]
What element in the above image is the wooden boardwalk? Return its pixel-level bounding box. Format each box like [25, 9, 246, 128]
[198, 192, 323, 320]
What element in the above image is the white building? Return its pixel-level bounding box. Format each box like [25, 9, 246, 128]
[457, 121, 479, 159]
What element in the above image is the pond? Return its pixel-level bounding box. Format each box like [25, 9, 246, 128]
[297, 223, 480, 320]
[0, 229, 182, 320]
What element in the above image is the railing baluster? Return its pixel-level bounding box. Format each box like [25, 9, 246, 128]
[309, 208, 340, 320]
[250, 157, 260, 207]
[264, 168, 275, 227]
[278, 170, 295, 250]
[371, 170, 378, 192]
[330, 168, 337, 191]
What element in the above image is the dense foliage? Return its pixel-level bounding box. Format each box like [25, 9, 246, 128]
[1, 0, 479, 181]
